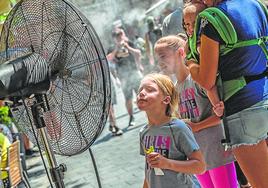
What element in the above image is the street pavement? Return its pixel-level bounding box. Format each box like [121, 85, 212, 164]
[25, 85, 147, 188]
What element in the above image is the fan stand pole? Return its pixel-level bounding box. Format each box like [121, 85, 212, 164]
[31, 94, 66, 188]
[88, 148, 102, 188]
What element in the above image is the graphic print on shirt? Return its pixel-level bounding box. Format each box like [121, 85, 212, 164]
[143, 135, 171, 169]
[179, 87, 200, 119]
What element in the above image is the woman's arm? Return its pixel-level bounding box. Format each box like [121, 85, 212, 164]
[147, 150, 206, 174]
[124, 42, 143, 72]
[188, 35, 219, 90]
[144, 33, 154, 66]
[143, 179, 149, 188]
[125, 42, 141, 57]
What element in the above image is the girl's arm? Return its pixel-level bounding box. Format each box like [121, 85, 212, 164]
[169, 150, 205, 174]
[125, 42, 141, 57]
[185, 114, 221, 132]
[188, 35, 219, 90]
[147, 150, 205, 174]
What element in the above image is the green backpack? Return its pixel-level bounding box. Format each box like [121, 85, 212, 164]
[187, 1, 268, 101]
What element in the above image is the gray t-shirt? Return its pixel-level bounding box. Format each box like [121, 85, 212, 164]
[140, 119, 201, 188]
[177, 75, 234, 170]
[162, 8, 184, 36]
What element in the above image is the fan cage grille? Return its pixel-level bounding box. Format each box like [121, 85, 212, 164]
[1, 0, 111, 156]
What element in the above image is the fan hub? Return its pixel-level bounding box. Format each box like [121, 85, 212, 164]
[59, 69, 72, 79]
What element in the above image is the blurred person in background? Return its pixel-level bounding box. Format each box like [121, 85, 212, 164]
[162, 0, 184, 36]
[144, 16, 162, 72]
[106, 49, 123, 136]
[110, 28, 143, 127]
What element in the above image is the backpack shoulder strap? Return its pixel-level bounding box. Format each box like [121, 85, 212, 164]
[186, 36, 199, 62]
[198, 7, 238, 45]
[188, 7, 238, 61]
[194, 5, 268, 59]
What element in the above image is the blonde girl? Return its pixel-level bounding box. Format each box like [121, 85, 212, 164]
[154, 35, 237, 188]
[138, 73, 205, 188]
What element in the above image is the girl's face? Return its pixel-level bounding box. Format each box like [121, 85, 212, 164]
[155, 47, 179, 75]
[183, 11, 197, 37]
[137, 78, 166, 112]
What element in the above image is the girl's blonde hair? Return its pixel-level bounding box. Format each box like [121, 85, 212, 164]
[143, 73, 178, 117]
[154, 35, 186, 53]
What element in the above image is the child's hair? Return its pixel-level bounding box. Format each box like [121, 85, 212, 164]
[175, 33, 189, 55]
[184, 0, 203, 3]
[176, 33, 188, 42]
[182, 2, 207, 34]
[154, 35, 186, 52]
[183, 1, 207, 16]
[143, 73, 178, 117]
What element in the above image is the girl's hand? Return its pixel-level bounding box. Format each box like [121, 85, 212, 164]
[213, 101, 224, 117]
[188, 63, 199, 77]
[183, 119, 200, 133]
[188, 122, 200, 133]
[146, 152, 169, 169]
[185, 59, 197, 67]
